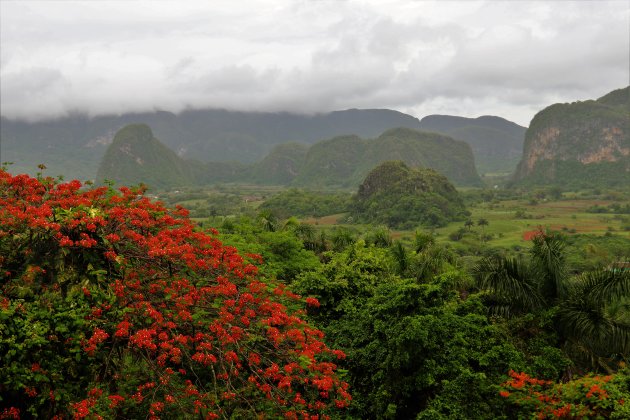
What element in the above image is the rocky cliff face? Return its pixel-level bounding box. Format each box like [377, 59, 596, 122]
[513, 86, 630, 187]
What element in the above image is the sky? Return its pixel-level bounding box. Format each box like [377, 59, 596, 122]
[1, 0, 628, 126]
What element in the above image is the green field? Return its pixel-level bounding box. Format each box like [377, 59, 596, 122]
[432, 198, 629, 247]
[166, 184, 630, 257]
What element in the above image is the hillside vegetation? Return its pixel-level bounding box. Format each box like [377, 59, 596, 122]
[96, 124, 194, 189]
[267, 128, 483, 188]
[350, 161, 468, 228]
[419, 114, 526, 173]
[248, 142, 309, 185]
[97, 125, 482, 189]
[1, 108, 423, 180]
[513, 86, 630, 188]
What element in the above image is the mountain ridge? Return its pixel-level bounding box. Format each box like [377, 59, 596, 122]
[2, 108, 523, 181]
[418, 114, 526, 173]
[96, 125, 483, 189]
[512, 86, 630, 187]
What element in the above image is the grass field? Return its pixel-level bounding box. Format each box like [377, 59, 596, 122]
[430, 198, 629, 248]
[168, 184, 629, 253]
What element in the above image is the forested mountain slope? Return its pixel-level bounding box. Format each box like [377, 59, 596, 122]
[512, 86, 630, 187]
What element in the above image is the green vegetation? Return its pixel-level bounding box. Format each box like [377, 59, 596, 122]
[475, 233, 630, 370]
[4, 122, 630, 419]
[352, 127, 483, 187]
[96, 124, 194, 189]
[293, 135, 368, 187]
[249, 142, 308, 185]
[350, 161, 468, 229]
[0, 170, 350, 418]
[513, 86, 630, 187]
[258, 188, 352, 219]
[292, 128, 483, 187]
[96, 124, 483, 191]
[419, 114, 525, 174]
[1, 108, 425, 181]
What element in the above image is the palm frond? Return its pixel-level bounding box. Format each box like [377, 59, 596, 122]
[530, 233, 568, 301]
[558, 296, 630, 359]
[474, 256, 543, 314]
[570, 269, 630, 305]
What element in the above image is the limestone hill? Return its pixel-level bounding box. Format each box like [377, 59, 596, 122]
[512, 86, 630, 188]
[350, 161, 468, 229]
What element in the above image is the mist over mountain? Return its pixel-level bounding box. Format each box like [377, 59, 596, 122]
[96, 124, 195, 189]
[1, 109, 422, 180]
[96, 124, 481, 189]
[512, 86, 630, 188]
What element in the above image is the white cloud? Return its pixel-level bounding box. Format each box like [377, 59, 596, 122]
[0, 0, 628, 125]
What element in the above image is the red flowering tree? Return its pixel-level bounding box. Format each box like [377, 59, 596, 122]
[499, 369, 630, 419]
[0, 169, 350, 419]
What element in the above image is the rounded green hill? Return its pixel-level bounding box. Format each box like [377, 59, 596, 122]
[350, 161, 468, 229]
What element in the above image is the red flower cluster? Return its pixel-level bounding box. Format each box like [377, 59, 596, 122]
[500, 370, 622, 419]
[0, 169, 350, 418]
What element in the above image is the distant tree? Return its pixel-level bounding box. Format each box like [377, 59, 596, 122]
[257, 209, 278, 232]
[365, 227, 392, 248]
[464, 219, 475, 231]
[548, 186, 563, 200]
[331, 228, 355, 252]
[390, 240, 409, 275]
[414, 231, 435, 253]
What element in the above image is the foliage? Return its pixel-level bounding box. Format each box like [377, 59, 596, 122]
[0, 170, 350, 418]
[474, 232, 630, 370]
[258, 189, 352, 219]
[293, 242, 528, 419]
[350, 161, 468, 229]
[220, 218, 322, 283]
[513, 86, 630, 188]
[563, 234, 630, 272]
[499, 368, 630, 419]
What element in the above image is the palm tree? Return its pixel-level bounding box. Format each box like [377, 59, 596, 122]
[293, 222, 317, 251]
[474, 232, 630, 370]
[257, 210, 278, 232]
[414, 231, 435, 253]
[558, 269, 630, 369]
[390, 240, 409, 275]
[331, 228, 355, 252]
[366, 227, 392, 248]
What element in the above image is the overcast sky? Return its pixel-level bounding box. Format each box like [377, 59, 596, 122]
[1, 0, 628, 126]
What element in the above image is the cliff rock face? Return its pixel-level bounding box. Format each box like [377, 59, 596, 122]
[513, 86, 630, 187]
